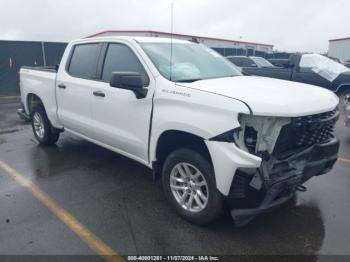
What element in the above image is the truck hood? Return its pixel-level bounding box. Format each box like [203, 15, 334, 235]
[179, 76, 339, 117]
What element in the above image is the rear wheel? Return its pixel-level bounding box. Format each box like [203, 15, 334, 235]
[162, 148, 223, 225]
[31, 105, 60, 145]
[339, 89, 350, 111]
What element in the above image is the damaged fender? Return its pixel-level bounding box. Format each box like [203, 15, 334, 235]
[204, 141, 261, 195]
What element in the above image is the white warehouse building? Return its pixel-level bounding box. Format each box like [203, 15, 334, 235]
[87, 30, 274, 57]
[328, 37, 350, 62]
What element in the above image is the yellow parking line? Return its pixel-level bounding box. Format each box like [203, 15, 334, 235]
[338, 157, 350, 164]
[0, 160, 124, 262]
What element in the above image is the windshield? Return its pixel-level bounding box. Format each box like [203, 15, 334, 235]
[300, 54, 349, 82]
[141, 43, 242, 82]
[250, 57, 274, 67]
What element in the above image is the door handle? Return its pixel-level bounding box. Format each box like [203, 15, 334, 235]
[93, 91, 105, 97]
[58, 84, 66, 89]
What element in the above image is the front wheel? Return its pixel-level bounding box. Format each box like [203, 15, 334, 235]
[31, 105, 60, 145]
[162, 148, 223, 225]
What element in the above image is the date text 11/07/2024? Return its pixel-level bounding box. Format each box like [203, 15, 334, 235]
[126, 255, 220, 261]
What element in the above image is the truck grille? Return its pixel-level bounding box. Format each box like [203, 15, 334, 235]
[273, 109, 339, 157]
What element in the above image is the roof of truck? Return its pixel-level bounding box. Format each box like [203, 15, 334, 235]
[86, 30, 274, 47]
[77, 36, 192, 44]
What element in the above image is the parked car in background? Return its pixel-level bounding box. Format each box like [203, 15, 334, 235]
[18, 36, 339, 227]
[226, 56, 275, 68]
[226, 56, 257, 68]
[238, 53, 350, 109]
[249, 56, 275, 68]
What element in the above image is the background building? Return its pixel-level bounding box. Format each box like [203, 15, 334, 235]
[87, 30, 274, 57]
[328, 37, 350, 62]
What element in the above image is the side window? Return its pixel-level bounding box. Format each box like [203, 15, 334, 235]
[68, 44, 100, 79]
[101, 43, 149, 86]
[242, 58, 257, 67]
[229, 57, 243, 67]
[299, 55, 314, 68]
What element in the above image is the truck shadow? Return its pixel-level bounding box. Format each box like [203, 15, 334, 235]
[209, 201, 324, 256]
[24, 135, 325, 257]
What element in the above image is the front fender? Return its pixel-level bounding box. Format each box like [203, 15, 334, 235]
[150, 81, 251, 163]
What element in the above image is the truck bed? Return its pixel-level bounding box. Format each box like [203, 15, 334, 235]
[21, 65, 59, 73]
[20, 66, 59, 126]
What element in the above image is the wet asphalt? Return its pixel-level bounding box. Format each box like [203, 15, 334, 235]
[0, 96, 350, 259]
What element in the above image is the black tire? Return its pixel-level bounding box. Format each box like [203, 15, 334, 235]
[162, 148, 223, 225]
[339, 89, 350, 111]
[31, 105, 60, 145]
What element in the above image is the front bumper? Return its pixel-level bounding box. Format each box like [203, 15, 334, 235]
[230, 138, 339, 227]
[205, 140, 262, 195]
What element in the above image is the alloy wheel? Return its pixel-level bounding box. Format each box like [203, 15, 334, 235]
[170, 162, 209, 212]
[33, 112, 45, 139]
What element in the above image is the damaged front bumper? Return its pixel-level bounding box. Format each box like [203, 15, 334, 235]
[229, 138, 339, 227]
[207, 109, 339, 226]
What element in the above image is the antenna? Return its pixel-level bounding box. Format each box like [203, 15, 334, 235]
[169, 2, 174, 81]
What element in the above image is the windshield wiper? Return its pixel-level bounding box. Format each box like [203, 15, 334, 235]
[176, 78, 203, 83]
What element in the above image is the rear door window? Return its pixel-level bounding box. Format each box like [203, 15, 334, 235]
[68, 44, 100, 79]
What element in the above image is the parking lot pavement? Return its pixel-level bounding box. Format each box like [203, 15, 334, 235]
[1, 97, 350, 259]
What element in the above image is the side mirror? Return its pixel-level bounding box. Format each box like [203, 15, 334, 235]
[110, 72, 148, 99]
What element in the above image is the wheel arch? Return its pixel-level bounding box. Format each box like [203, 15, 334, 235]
[336, 84, 350, 109]
[26, 93, 45, 116]
[152, 129, 212, 181]
[336, 83, 350, 94]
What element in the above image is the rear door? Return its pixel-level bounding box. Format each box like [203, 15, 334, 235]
[56, 43, 101, 136]
[292, 67, 331, 88]
[89, 42, 154, 164]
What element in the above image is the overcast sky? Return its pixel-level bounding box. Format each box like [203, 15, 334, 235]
[0, 0, 349, 53]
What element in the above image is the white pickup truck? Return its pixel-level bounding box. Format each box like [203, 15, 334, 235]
[19, 36, 340, 226]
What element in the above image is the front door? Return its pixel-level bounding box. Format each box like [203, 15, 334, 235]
[90, 43, 154, 164]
